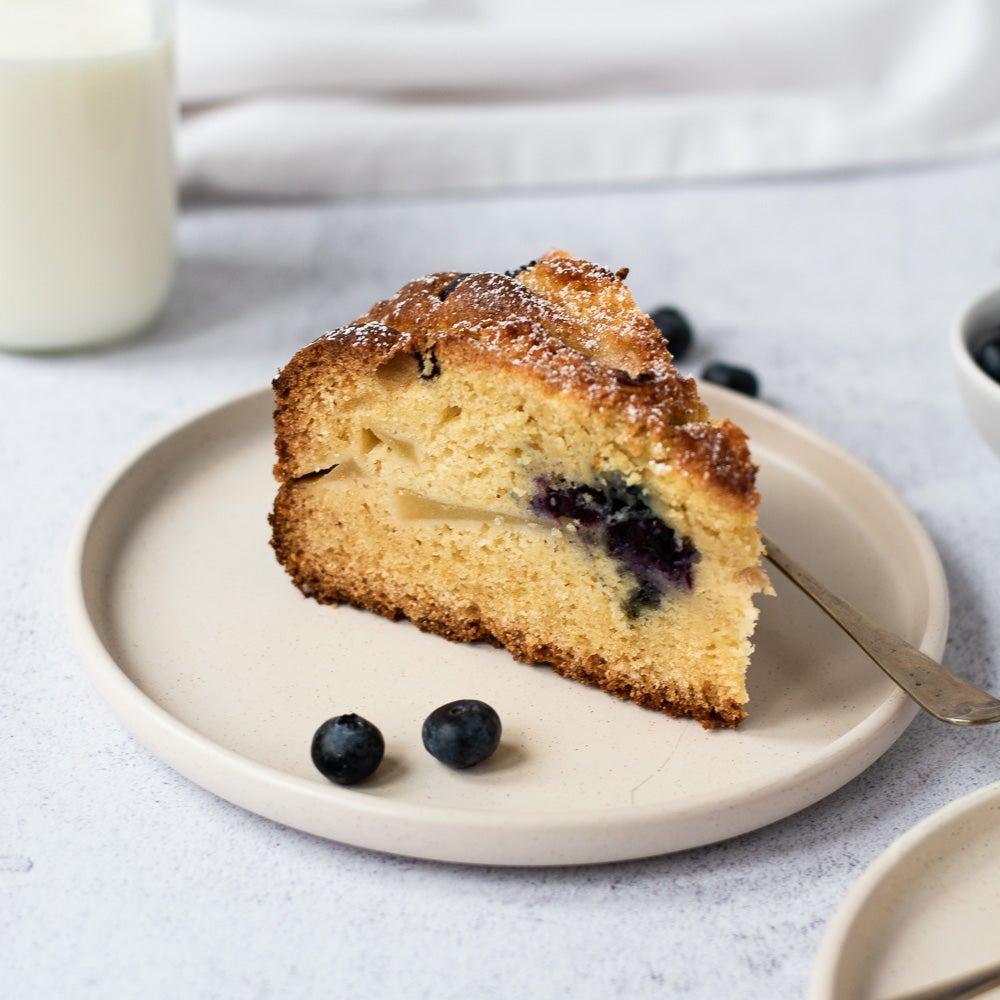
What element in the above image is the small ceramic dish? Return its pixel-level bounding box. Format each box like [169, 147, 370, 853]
[951, 284, 1000, 459]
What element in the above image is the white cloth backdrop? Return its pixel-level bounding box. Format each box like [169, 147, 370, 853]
[176, 0, 1000, 198]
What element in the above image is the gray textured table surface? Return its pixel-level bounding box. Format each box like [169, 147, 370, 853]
[4, 154, 1000, 999]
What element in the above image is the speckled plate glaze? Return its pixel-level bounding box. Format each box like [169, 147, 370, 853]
[811, 780, 1000, 1000]
[66, 383, 948, 866]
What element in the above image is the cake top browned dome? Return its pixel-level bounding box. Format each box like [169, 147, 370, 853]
[275, 250, 758, 504]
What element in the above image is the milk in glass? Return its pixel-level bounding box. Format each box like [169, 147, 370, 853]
[0, 0, 174, 351]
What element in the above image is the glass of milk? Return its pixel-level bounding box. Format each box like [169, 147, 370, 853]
[0, 0, 175, 352]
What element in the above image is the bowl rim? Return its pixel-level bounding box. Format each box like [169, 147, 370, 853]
[950, 284, 1000, 399]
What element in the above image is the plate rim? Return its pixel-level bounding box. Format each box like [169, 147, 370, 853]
[65, 383, 949, 866]
[809, 779, 1000, 999]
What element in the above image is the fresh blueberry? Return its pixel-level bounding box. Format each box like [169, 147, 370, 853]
[701, 361, 759, 397]
[504, 259, 537, 278]
[311, 714, 385, 785]
[975, 333, 1000, 382]
[422, 700, 502, 769]
[438, 273, 471, 301]
[648, 306, 694, 361]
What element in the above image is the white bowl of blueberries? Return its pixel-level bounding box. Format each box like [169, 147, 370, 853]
[952, 286, 1000, 460]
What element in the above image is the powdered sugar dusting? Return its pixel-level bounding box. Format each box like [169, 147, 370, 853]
[321, 320, 399, 347]
[451, 271, 604, 356]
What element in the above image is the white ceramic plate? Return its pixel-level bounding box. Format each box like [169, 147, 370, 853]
[66, 383, 948, 866]
[811, 781, 1000, 1000]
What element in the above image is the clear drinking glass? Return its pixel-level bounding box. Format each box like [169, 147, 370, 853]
[0, 0, 175, 352]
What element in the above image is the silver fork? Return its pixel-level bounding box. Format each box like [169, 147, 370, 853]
[761, 534, 1000, 726]
[882, 959, 1000, 1000]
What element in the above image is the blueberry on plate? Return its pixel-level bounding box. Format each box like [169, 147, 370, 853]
[311, 714, 385, 785]
[975, 332, 1000, 382]
[422, 699, 502, 769]
[648, 305, 694, 361]
[701, 361, 759, 397]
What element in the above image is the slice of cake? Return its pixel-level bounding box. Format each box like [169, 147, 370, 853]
[270, 251, 771, 728]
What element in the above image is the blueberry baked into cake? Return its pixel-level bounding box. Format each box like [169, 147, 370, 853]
[270, 251, 771, 728]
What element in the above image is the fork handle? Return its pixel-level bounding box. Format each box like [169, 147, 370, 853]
[884, 958, 1000, 1000]
[761, 535, 1000, 726]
